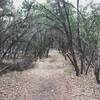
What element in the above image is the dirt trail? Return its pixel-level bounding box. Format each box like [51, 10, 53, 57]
[0, 50, 72, 100]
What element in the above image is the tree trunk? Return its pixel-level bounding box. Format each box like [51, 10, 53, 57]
[77, 0, 84, 74]
[95, 67, 100, 84]
[95, 30, 100, 84]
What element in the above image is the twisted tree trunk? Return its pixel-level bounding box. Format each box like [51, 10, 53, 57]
[95, 31, 100, 84]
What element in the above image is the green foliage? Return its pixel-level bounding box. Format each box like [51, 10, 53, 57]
[0, 0, 100, 82]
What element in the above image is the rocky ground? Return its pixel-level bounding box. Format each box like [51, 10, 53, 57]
[0, 50, 100, 100]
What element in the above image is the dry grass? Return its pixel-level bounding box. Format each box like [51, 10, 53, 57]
[0, 50, 100, 100]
